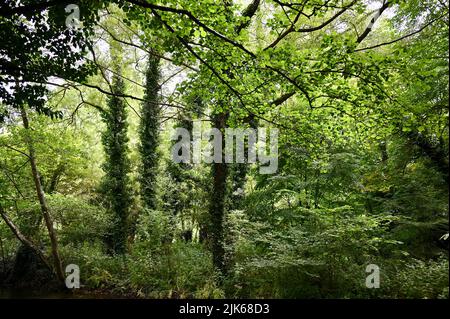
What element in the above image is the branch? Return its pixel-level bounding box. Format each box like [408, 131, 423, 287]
[354, 14, 446, 51]
[265, 0, 356, 50]
[150, 9, 245, 104]
[296, 1, 355, 32]
[0, 163, 27, 199]
[97, 23, 199, 72]
[267, 66, 313, 108]
[235, 0, 261, 33]
[1, 144, 30, 159]
[271, 91, 296, 105]
[126, 0, 255, 57]
[356, 1, 390, 44]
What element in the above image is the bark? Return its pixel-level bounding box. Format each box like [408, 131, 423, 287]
[356, 1, 390, 44]
[229, 114, 257, 210]
[209, 112, 228, 275]
[19, 105, 65, 283]
[210, 160, 228, 274]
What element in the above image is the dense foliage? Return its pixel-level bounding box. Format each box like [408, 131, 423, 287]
[0, 0, 448, 299]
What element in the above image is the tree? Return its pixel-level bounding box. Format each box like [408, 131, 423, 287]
[139, 54, 161, 211]
[0, 105, 66, 285]
[100, 73, 132, 255]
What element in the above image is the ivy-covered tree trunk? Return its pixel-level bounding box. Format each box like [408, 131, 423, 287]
[101, 74, 132, 255]
[209, 112, 228, 275]
[139, 54, 161, 211]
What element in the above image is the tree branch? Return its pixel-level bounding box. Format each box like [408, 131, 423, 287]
[356, 1, 390, 44]
[354, 13, 446, 51]
[265, 0, 356, 50]
[126, 0, 256, 57]
[235, 0, 261, 33]
[272, 91, 296, 105]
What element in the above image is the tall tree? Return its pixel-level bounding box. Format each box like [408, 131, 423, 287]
[139, 54, 161, 211]
[209, 111, 228, 275]
[0, 104, 66, 284]
[19, 105, 65, 282]
[101, 73, 132, 254]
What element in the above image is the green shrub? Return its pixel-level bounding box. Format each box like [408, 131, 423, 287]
[380, 255, 449, 299]
[47, 194, 111, 246]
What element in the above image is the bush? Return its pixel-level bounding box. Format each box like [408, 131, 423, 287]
[380, 255, 449, 299]
[128, 241, 222, 298]
[47, 194, 111, 246]
[225, 207, 407, 298]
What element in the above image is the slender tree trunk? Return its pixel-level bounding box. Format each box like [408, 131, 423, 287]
[207, 0, 260, 277]
[228, 115, 256, 211]
[19, 105, 65, 283]
[209, 112, 228, 275]
[210, 161, 228, 274]
[314, 170, 320, 209]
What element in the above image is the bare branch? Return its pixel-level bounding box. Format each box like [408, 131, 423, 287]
[272, 91, 296, 105]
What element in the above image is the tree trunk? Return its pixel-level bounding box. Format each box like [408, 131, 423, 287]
[139, 53, 161, 212]
[19, 105, 65, 283]
[209, 112, 228, 275]
[210, 160, 228, 274]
